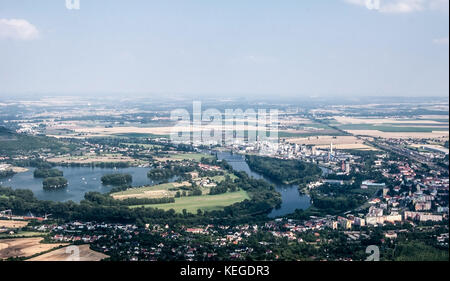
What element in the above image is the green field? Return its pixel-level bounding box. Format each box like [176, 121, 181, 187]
[130, 189, 250, 213]
[210, 173, 238, 183]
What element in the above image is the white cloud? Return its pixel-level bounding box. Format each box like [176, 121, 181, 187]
[433, 37, 449, 45]
[0, 19, 39, 40]
[343, 0, 449, 14]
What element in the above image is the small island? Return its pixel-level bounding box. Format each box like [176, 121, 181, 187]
[101, 173, 132, 186]
[43, 177, 68, 190]
[34, 168, 63, 178]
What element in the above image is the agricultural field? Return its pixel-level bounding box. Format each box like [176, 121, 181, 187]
[73, 126, 174, 138]
[46, 153, 142, 165]
[0, 220, 29, 229]
[0, 231, 45, 239]
[130, 189, 250, 213]
[278, 117, 344, 138]
[286, 136, 377, 151]
[0, 238, 67, 260]
[332, 116, 449, 139]
[111, 182, 192, 200]
[27, 244, 109, 261]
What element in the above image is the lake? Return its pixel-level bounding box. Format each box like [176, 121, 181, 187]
[1, 167, 164, 203]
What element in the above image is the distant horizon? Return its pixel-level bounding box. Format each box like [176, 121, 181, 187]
[1, 92, 449, 100]
[1, 0, 448, 98]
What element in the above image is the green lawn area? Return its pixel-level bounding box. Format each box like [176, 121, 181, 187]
[210, 173, 238, 183]
[130, 189, 250, 213]
[111, 172, 237, 199]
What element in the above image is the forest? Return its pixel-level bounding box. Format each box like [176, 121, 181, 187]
[101, 174, 133, 186]
[33, 168, 63, 178]
[42, 177, 68, 190]
[245, 155, 322, 184]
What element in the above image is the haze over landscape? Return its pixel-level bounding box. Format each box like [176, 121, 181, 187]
[0, 0, 449, 98]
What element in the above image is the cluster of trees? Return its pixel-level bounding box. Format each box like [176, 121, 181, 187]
[59, 162, 130, 168]
[147, 164, 196, 180]
[147, 168, 178, 180]
[175, 187, 202, 198]
[309, 183, 368, 214]
[33, 168, 63, 178]
[11, 158, 54, 169]
[209, 176, 238, 195]
[84, 192, 175, 206]
[43, 177, 68, 190]
[0, 169, 15, 179]
[101, 174, 133, 186]
[246, 155, 322, 184]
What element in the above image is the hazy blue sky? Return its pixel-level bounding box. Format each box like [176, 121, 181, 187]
[0, 0, 448, 98]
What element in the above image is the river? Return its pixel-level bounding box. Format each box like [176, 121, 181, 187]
[216, 151, 319, 218]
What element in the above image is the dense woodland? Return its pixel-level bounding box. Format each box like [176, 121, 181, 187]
[101, 174, 133, 186]
[246, 155, 322, 184]
[147, 164, 195, 180]
[33, 168, 63, 178]
[42, 177, 68, 190]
